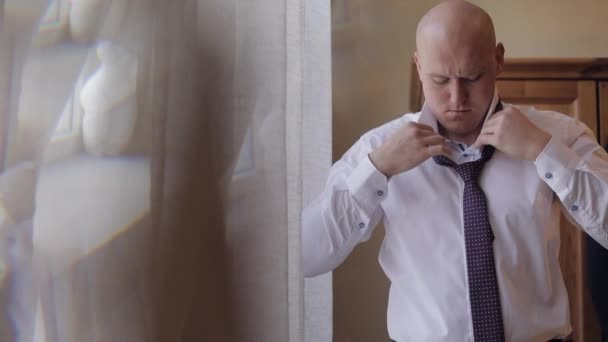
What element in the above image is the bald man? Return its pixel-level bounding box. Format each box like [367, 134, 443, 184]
[302, 1, 608, 341]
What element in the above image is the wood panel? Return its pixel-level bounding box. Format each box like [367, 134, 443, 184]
[496, 80, 601, 342]
[601, 82, 608, 148]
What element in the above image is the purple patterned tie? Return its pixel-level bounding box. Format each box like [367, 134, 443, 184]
[433, 118, 506, 341]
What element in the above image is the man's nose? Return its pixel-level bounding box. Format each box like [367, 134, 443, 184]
[449, 80, 468, 107]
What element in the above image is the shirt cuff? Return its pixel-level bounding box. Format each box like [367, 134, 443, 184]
[345, 155, 388, 227]
[534, 136, 582, 197]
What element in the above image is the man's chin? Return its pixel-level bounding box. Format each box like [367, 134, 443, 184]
[445, 110, 473, 120]
[439, 122, 480, 140]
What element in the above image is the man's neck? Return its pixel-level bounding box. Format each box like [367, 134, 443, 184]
[438, 124, 482, 147]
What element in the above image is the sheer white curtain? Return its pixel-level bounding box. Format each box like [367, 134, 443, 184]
[0, 2, 50, 341]
[0, 0, 332, 341]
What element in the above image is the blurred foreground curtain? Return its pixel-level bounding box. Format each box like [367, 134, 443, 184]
[0, 0, 332, 341]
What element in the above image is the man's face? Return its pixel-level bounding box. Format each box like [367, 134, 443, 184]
[416, 41, 503, 140]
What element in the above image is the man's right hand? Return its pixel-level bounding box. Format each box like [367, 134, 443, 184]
[369, 122, 450, 178]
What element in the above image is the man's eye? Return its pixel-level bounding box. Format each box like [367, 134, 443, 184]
[466, 74, 483, 83]
[432, 77, 448, 85]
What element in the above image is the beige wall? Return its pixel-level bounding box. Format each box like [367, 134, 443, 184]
[472, 0, 608, 58]
[332, 1, 608, 341]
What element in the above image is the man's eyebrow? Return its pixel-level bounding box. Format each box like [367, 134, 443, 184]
[462, 69, 486, 77]
[427, 70, 486, 78]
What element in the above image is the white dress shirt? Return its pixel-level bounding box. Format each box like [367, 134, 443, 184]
[302, 91, 608, 342]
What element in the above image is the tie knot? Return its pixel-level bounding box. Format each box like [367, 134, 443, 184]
[432, 145, 495, 183]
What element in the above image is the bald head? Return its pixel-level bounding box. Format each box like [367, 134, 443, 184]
[416, 1, 496, 57]
[413, 1, 504, 145]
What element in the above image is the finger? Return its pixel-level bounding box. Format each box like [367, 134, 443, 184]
[477, 126, 496, 140]
[416, 123, 436, 133]
[415, 129, 439, 138]
[414, 131, 445, 141]
[490, 108, 507, 117]
[473, 120, 499, 147]
[473, 133, 496, 149]
[408, 122, 436, 133]
[490, 104, 511, 117]
[480, 115, 500, 130]
[426, 143, 451, 157]
[421, 135, 448, 146]
[404, 124, 437, 138]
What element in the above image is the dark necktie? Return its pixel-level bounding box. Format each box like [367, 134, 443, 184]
[432, 105, 505, 342]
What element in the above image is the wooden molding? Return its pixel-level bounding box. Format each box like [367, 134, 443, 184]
[499, 58, 608, 80]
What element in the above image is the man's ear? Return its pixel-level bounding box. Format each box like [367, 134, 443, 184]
[495, 43, 505, 75]
[414, 51, 422, 80]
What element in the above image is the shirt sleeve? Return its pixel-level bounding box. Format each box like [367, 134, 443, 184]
[302, 131, 389, 278]
[534, 120, 608, 249]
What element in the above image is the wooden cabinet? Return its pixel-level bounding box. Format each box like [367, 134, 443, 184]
[411, 59, 608, 342]
[497, 79, 600, 342]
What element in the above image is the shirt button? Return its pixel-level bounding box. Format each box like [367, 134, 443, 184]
[545, 172, 553, 179]
[571, 205, 579, 212]
[358, 222, 365, 229]
[377, 190, 384, 197]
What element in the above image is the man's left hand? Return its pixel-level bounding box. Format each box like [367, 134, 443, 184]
[473, 106, 551, 161]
